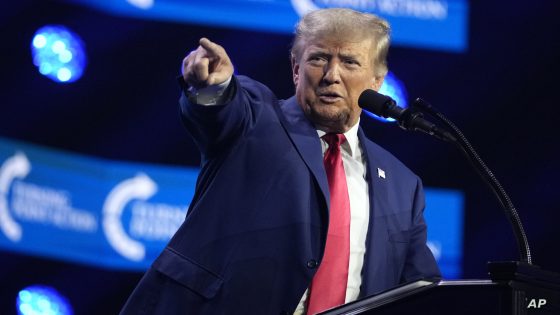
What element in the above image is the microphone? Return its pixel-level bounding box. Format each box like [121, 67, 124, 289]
[358, 89, 456, 142]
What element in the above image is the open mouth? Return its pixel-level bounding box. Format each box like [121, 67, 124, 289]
[318, 92, 342, 103]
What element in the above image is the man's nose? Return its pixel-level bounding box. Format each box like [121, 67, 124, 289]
[323, 62, 341, 84]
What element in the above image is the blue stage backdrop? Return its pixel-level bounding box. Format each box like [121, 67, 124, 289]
[63, 0, 469, 52]
[0, 137, 463, 278]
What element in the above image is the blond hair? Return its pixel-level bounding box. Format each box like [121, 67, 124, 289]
[291, 8, 391, 77]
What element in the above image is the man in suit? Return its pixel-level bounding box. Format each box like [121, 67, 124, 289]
[121, 8, 440, 315]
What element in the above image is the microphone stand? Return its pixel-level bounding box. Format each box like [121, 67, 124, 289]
[412, 98, 531, 265]
[410, 98, 560, 287]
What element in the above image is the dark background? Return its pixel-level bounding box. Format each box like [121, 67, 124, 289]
[1, 0, 559, 313]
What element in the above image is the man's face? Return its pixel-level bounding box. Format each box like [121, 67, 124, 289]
[292, 36, 383, 133]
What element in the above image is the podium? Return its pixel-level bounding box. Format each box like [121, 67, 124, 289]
[321, 262, 560, 315]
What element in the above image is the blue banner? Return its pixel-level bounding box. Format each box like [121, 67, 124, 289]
[0, 137, 196, 270]
[0, 137, 463, 277]
[65, 0, 469, 52]
[423, 187, 463, 278]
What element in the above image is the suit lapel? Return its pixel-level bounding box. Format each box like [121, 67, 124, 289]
[273, 96, 330, 207]
[358, 128, 390, 221]
[357, 127, 391, 296]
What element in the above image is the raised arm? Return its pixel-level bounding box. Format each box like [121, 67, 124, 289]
[178, 38, 277, 161]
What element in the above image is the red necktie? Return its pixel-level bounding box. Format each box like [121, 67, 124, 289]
[307, 133, 351, 315]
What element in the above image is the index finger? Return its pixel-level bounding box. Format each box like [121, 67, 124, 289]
[198, 38, 223, 57]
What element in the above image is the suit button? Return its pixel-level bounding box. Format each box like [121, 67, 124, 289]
[307, 259, 318, 269]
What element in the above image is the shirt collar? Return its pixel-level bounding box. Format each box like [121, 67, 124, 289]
[317, 118, 361, 158]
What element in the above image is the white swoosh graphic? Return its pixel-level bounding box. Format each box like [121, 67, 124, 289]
[102, 173, 157, 261]
[0, 152, 31, 242]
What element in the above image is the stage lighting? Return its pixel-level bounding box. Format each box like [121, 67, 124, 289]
[16, 285, 73, 315]
[31, 25, 87, 83]
[365, 71, 409, 123]
[127, 0, 154, 9]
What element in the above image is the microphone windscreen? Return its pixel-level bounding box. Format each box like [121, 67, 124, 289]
[358, 89, 392, 117]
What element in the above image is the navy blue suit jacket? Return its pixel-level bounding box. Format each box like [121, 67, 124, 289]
[120, 76, 440, 314]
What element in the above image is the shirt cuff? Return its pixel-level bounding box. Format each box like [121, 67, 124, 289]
[187, 77, 233, 106]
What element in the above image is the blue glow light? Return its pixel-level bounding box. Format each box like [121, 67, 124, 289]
[16, 285, 73, 315]
[51, 40, 66, 54]
[39, 62, 53, 75]
[31, 25, 86, 83]
[364, 71, 409, 123]
[57, 68, 72, 82]
[32, 35, 47, 49]
[58, 50, 73, 63]
[126, 0, 154, 10]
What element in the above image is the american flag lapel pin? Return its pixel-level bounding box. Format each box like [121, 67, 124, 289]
[377, 168, 386, 179]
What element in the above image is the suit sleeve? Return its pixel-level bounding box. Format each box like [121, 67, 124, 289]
[400, 176, 442, 282]
[178, 75, 278, 160]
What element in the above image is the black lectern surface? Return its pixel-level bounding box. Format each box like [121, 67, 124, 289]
[321, 280, 515, 315]
[320, 264, 560, 315]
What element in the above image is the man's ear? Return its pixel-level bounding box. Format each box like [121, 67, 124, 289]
[372, 75, 385, 91]
[291, 54, 300, 86]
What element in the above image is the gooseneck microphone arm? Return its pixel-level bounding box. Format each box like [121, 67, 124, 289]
[358, 89, 532, 265]
[412, 97, 532, 265]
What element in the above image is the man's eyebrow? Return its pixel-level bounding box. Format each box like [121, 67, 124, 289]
[307, 50, 363, 62]
[307, 51, 330, 58]
[339, 52, 360, 60]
